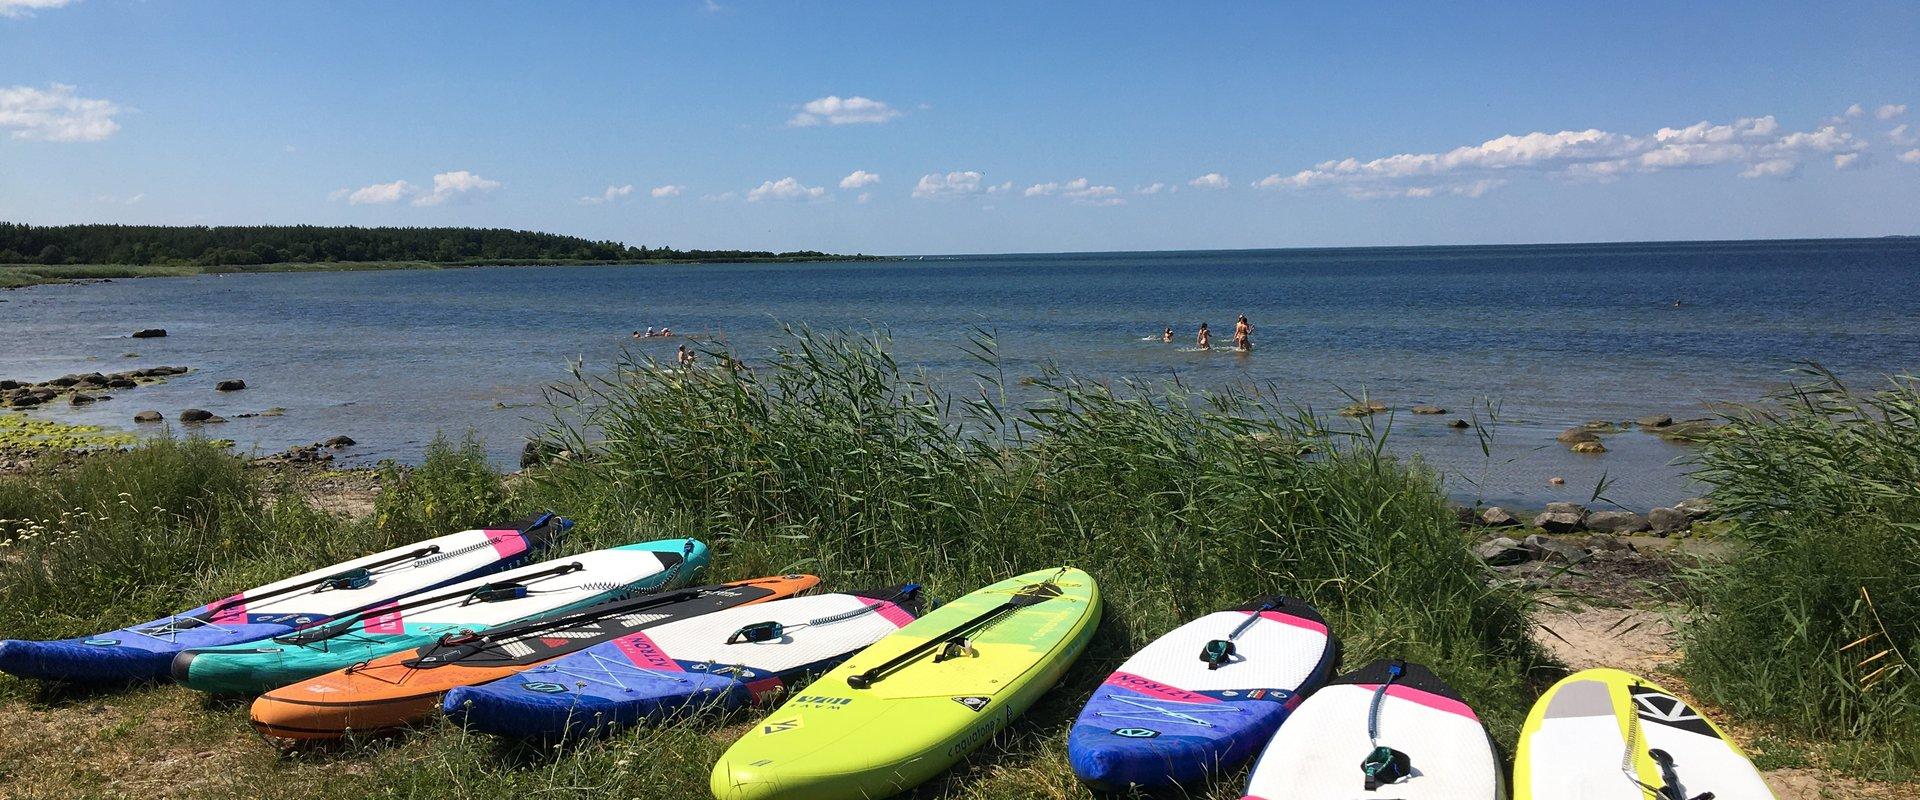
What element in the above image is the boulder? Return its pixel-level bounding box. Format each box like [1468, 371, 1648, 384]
[1648, 507, 1689, 535]
[1636, 414, 1674, 429]
[1586, 510, 1650, 533]
[1480, 506, 1521, 527]
[8, 394, 41, 408]
[1571, 440, 1608, 454]
[78, 373, 108, 387]
[1586, 534, 1630, 552]
[1674, 497, 1714, 519]
[1339, 400, 1389, 417]
[0, 379, 18, 391]
[1548, 476, 1566, 485]
[1523, 534, 1590, 563]
[1556, 427, 1600, 445]
[1533, 502, 1589, 533]
[1581, 420, 1621, 432]
[46, 374, 80, 387]
[130, 328, 167, 338]
[215, 379, 246, 392]
[321, 435, 356, 448]
[1448, 419, 1471, 429]
[68, 393, 101, 405]
[179, 408, 215, 422]
[107, 378, 137, 389]
[1474, 536, 1529, 566]
[1411, 405, 1446, 415]
[133, 410, 163, 423]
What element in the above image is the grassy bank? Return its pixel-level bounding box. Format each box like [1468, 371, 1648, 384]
[0, 255, 886, 288]
[1681, 369, 1920, 777]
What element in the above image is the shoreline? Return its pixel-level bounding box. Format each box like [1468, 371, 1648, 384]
[0, 255, 893, 289]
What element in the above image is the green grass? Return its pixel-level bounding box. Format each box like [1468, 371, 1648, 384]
[0, 329, 1554, 798]
[1680, 367, 1920, 778]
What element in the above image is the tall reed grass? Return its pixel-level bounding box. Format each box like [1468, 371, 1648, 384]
[1682, 368, 1919, 775]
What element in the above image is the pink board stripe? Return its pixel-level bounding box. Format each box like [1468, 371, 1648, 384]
[485, 530, 529, 560]
[1353, 683, 1479, 720]
[1241, 609, 1330, 636]
[614, 632, 683, 673]
[871, 600, 915, 628]
[209, 593, 248, 624]
[746, 676, 785, 703]
[361, 601, 405, 634]
[1104, 671, 1221, 704]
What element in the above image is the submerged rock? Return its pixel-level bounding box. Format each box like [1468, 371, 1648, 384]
[321, 435, 356, 448]
[133, 410, 163, 423]
[1411, 405, 1446, 414]
[1636, 414, 1674, 429]
[131, 328, 167, 338]
[179, 408, 215, 422]
[1556, 428, 1600, 445]
[1339, 400, 1389, 417]
[1571, 440, 1608, 454]
[215, 379, 246, 392]
[1448, 418, 1471, 429]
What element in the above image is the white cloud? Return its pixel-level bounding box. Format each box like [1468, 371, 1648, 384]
[1845, 103, 1865, 118]
[650, 184, 685, 198]
[913, 170, 990, 199]
[1833, 152, 1866, 170]
[412, 170, 500, 206]
[345, 180, 417, 205]
[839, 170, 881, 189]
[1899, 149, 1920, 164]
[746, 176, 827, 202]
[1135, 182, 1169, 195]
[1259, 113, 1875, 198]
[787, 95, 902, 127]
[0, 0, 75, 18]
[1188, 172, 1230, 189]
[1024, 177, 1124, 205]
[0, 83, 121, 142]
[1891, 124, 1916, 146]
[1877, 104, 1908, 121]
[578, 184, 635, 205]
[857, 192, 873, 204]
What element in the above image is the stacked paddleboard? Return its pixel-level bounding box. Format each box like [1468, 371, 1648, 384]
[446, 583, 924, 739]
[248, 573, 814, 741]
[0, 515, 568, 684]
[175, 538, 707, 695]
[1243, 659, 1503, 799]
[1516, 668, 1775, 800]
[1069, 595, 1338, 791]
[712, 567, 1101, 800]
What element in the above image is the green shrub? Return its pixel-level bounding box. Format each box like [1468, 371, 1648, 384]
[1682, 369, 1920, 775]
[374, 433, 508, 540]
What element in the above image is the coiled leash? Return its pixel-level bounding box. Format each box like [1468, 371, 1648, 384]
[1200, 597, 1284, 670]
[1362, 661, 1413, 791]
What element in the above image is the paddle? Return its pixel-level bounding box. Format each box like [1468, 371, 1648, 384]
[846, 575, 1062, 690]
[271, 561, 585, 649]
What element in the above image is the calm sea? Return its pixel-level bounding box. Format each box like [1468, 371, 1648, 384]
[5, 238, 1918, 510]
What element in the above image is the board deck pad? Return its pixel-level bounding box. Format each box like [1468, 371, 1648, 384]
[1243, 659, 1503, 800]
[1515, 668, 1775, 800]
[175, 538, 705, 696]
[711, 567, 1102, 800]
[1069, 595, 1339, 791]
[0, 515, 567, 684]
[245, 574, 815, 741]
[444, 584, 920, 739]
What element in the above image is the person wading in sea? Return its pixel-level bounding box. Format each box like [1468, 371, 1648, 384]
[1197, 322, 1211, 350]
[1162, 326, 1174, 343]
[1234, 315, 1253, 351]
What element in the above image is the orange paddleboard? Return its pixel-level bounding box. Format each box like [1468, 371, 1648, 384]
[251, 574, 819, 741]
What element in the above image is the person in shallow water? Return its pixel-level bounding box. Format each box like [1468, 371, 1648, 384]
[1162, 326, 1174, 342]
[1197, 322, 1211, 350]
[1234, 314, 1253, 351]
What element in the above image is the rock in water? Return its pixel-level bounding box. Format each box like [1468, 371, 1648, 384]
[1571, 440, 1608, 454]
[1636, 414, 1674, 428]
[1474, 537, 1529, 566]
[1411, 405, 1446, 414]
[1480, 507, 1520, 527]
[1586, 510, 1650, 533]
[133, 410, 163, 423]
[1556, 427, 1600, 445]
[1648, 507, 1688, 535]
[1448, 418, 1471, 428]
[131, 329, 167, 338]
[180, 408, 214, 422]
[215, 379, 246, 391]
[321, 435, 356, 448]
[68, 393, 101, 405]
[1547, 476, 1566, 486]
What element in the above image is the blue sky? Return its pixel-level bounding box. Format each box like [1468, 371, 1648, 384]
[2, 1, 1917, 254]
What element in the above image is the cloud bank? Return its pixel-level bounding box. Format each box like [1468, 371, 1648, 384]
[578, 184, 635, 205]
[747, 176, 827, 202]
[337, 170, 500, 206]
[0, 83, 121, 142]
[912, 171, 1011, 199]
[0, 0, 75, 18]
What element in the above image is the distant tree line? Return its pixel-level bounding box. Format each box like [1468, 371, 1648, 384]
[0, 223, 854, 266]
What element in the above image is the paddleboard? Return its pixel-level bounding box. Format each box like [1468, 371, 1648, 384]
[1515, 668, 1774, 800]
[711, 567, 1100, 800]
[1242, 659, 1504, 800]
[246, 574, 814, 741]
[0, 514, 569, 684]
[1068, 595, 1338, 791]
[174, 538, 707, 695]
[446, 583, 922, 739]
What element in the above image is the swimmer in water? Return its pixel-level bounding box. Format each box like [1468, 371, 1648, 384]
[1197, 322, 1211, 350]
[1162, 326, 1174, 342]
[1233, 315, 1252, 351]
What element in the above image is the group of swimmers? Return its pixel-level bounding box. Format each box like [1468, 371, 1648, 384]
[632, 327, 675, 338]
[1159, 314, 1254, 351]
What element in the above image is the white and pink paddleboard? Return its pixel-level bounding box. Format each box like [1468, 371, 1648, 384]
[1243, 659, 1504, 800]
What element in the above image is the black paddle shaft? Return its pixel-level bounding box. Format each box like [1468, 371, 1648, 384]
[846, 580, 1061, 689]
[273, 561, 584, 648]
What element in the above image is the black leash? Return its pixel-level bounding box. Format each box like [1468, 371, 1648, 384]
[846, 575, 1063, 690]
[273, 560, 584, 649]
